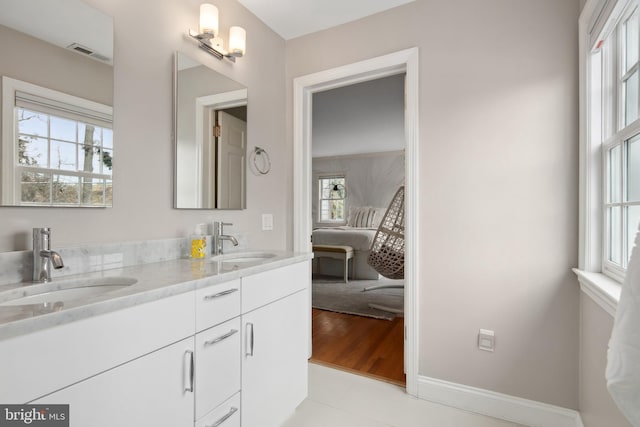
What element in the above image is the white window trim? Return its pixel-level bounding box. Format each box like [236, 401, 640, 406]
[574, 268, 622, 316]
[578, 0, 636, 314]
[1, 76, 113, 206]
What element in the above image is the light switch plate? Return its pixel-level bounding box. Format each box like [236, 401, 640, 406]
[262, 214, 273, 231]
[478, 329, 495, 352]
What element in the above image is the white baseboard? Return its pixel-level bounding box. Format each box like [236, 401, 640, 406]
[418, 375, 583, 427]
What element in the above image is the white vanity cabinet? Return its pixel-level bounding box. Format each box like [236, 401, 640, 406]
[0, 257, 310, 427]
[240, 261, 310, 427]
[35, 337, 195, 427]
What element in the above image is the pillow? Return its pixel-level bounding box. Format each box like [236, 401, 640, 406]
[347, 207, 377, 228]
[372, 207, 386, 228]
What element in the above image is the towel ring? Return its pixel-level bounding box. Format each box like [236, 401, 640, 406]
[251, 146, 271, 175]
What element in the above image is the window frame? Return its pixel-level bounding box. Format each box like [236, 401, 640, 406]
[582, 0, 640, 283]
[1, 77, 113, 207]
[317, 175, 347, 224]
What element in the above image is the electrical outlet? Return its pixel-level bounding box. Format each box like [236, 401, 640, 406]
[262, 214, 273, 231]
[478, 329, 495, 352]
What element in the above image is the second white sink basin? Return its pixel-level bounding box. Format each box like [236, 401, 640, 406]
[0, 277, 138, 307]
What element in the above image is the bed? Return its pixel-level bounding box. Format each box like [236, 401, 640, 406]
[312, 207, 385, 280]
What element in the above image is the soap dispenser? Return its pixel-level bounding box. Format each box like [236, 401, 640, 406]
[190, 223, 208, 259]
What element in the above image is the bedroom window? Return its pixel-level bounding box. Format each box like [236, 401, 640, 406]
[2, 77, 113, 207]
[318, 176, 346, 223]
[588, 0, 640, 281]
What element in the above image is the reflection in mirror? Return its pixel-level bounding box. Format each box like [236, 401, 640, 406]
[0, 0, 114, 207]
[174, 51, 247, 209]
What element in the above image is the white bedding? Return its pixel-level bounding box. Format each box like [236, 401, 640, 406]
[312, 226, 380, 280]
[312, 226, 377, 251]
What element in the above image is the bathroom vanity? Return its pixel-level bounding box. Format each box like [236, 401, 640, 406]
[0, 252, 311, 427]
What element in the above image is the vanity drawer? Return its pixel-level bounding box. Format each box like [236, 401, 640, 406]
[242, 261, 310, 313]
[195, 279, 241, 332]
[196, 392, 240, 427]
[195, 317, 241, 420]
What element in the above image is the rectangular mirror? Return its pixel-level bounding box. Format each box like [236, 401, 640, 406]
[174, 51, 247, 210]
[0, 0, 114, 207]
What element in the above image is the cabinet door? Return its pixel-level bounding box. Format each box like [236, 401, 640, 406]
[34, 337, 195, 427]
[242, 289, 309, 427]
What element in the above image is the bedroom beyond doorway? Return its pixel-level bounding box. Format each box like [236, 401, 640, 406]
[309, 73, 406, 385]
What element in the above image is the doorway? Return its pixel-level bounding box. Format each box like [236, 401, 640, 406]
[293, 48, 419, 395]
[309, 75, 406, 384]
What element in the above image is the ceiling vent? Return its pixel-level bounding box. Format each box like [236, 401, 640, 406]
[66, 43, 110, 63]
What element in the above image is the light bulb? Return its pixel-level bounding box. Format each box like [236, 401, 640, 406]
[229, 26, 246, 57]
[199, 4, 219, 36]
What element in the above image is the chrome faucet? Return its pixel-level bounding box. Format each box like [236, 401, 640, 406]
[33, 227, 64, 283]
[212, 221, 239, 256]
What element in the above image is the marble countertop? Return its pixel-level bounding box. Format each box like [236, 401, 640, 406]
[0, 251, 311, 341]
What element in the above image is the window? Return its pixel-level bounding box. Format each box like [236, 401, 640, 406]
[318, 176, 346, 223]
[589, 0, 640, 281]
[2, 77, 113, 207]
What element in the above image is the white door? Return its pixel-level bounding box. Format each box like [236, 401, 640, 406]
[217, 111, 246, 209]
[34, 337, 195, 427]
[241, 290, 309, 427]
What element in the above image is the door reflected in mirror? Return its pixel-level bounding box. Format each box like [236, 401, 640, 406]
[0, 0, 114, 207]
[174, 51, 247, 210]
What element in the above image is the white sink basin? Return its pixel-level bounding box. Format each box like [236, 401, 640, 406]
[0, 277, 138, 307]
[212, 252, 277, 264]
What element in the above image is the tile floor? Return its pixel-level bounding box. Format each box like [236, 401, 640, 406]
[281, 363, 527, 427]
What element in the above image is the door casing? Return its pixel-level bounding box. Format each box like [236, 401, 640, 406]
[292, 47, 420, 395]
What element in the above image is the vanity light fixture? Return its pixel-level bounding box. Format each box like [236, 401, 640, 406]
[189, 3, 246, 62]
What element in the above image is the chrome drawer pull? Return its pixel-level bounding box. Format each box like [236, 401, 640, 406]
[183, 350, 194, 392]
[245, 323, 254, 356]
[204, 288, 238, 300]
[207, 406, 238, 427]
[204, 329, 238, 346]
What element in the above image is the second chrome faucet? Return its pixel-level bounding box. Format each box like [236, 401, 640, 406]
[33, 227, 64, 283]
[212, 221, 238, 256]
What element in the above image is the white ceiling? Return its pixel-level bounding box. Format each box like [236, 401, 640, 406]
[237, 0, 415, 40]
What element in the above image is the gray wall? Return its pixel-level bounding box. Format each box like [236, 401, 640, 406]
[312, 152, 404, 229]
[0, 24, 113, 106]
[287, 0, 580, 410]
[311, 74, 405, 229]
[0, 0, 287, 252]
[579, 295, 632, 427]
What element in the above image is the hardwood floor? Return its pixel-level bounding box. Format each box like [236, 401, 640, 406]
[310, 308, 406, 386]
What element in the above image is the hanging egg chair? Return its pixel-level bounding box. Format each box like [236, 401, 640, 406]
[367, 186, 405, 280]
